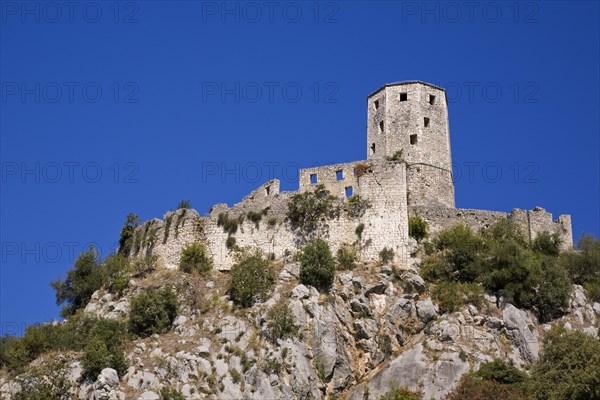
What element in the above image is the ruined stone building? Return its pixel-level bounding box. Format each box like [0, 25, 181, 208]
[129, 81, 573, 270]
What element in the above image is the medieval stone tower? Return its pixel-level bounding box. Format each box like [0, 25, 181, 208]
[367, 81, 455, 208]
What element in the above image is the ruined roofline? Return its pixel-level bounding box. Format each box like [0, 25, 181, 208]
[367, 80, 446, 98]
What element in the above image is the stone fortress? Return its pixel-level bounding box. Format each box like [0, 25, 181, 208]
[129, 81, 573, 270]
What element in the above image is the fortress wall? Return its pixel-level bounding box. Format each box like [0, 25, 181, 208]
[409, 206, 508, 237]
[411, 206, 573, 248]
[298, 161, 365, 197]
[130, 162, 410, 270]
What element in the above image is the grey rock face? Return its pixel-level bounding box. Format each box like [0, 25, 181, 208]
[416, 299, 438, 323]
[503, 304, 539, 363]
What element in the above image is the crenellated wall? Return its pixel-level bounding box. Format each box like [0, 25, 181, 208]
[410, 205, 573, 249]
[130, 162, 410, 270]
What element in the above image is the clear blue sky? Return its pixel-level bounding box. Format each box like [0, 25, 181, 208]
[1, 1, 599, 334]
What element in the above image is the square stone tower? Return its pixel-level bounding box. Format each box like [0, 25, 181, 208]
[367, 81, 455, 208]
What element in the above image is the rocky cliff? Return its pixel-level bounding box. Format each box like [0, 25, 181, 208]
[1, 243, 598, 400]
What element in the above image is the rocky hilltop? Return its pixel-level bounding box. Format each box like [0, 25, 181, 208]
[1, 234, 598, 399]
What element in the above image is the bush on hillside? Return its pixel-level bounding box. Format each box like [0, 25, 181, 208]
[299, 238, 336, 291]
[228, 250, 275, 307]
[179, 243, 213, 275]
[129, 287, 178, 337]
[51, 246, 103, 317]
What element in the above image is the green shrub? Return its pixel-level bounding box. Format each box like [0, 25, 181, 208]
[421, 220, 573, 319]
[226, 236, 237, 250]
[217, 213, 240, 234]
[421, 224, 483, 283]
[533, 257, 571, 321]
[528, 326, 600, 400]
[299, 238, 336, 291]
[267, 216, 278, 227]
[408, 215, 428, 242]
[431, 281, 484, 313]
[385, 150, 404, 163]
[1, 316, 128, 374]
[118, 213, 141, 256]
[474, 359, 527, 385]
[160, 387, 186, 400]
[378, 387, 422, 400]
[179, 243, 213, 275]
[266, 302, 297, 343]
[287, 185, 339, 233]
[102, 254, 132, 295]
[355, 223, 365, 240]
[561, 235, 600, 301]
[446, 375, 526, 400]
[532, 231, 561, 257]
[134, 254, 158, 276]
[247, 208, 269, 228]
[51, 246, 103, 317]
[228, 250, 275, 307]
[177, 199, 191, 209]
[336, 245, 357, 270]
[346, 195, 371, 218]
[379, 247, 395, 265]
[129, 287, 178, 337]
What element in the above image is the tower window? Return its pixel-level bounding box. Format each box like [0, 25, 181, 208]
[310, 174, 318, 184]
[428, 94, 436, 105]
[378, 120, 384, 133]
[336, 170, 344, 181]
[410, 134, 418, 145]
[345, 186, 353, 198]
[370, 143, 376, 155]
[374, 99, 379, 109]
[265, 185, 271, 195]
[399, 92, 408, 102]
[424, 117, 430, 127]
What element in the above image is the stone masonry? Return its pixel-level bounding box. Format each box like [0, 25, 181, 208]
[128, 81, 573, 270]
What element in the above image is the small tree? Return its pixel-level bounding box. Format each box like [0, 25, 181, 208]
[528, 326, 600, 399]
[228, 250, 275, 307]
[129, 287, 178, 337]
[51, 246, 103, 317]
[299, 238, 335, 291]
[118, 213, 141, 256]
[336, 245, 357, 270]
[177, 200, 191, 210]
[266, 302, 297, 343]
[408, 215, 428, 242]
[287, 185, 339, 234]
[179, 243, 213, 275]
[379, 247, 395, 265]
[102, 254, 132, 295]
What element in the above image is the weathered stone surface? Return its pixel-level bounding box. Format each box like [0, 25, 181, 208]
[416, 299, 438, 323]
[503, 304, 539, 363]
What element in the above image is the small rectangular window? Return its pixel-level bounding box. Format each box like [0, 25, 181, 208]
[370, 143, 376, 155]
[424, 117, 430, 127]
[310, 174, 318, 184]
[345, 186, 353, 198]
[265, 185, 271, 195]
[428, 94, 436, 105]
[336, 170, 344, 181]
[400, 92, 408, 102]
[378, 121, 384, 133]
[410, 134, 418, 145]
[374, 99, 379, 109]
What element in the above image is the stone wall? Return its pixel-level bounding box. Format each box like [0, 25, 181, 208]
[130, 162, 410, 270]
[410, 205, 573, 249]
